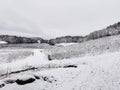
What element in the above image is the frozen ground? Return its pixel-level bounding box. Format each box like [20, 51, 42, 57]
[0, 47, 120, 90]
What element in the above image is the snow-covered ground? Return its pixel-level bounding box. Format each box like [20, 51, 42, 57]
[0, 49, 33, 64]
[0, 48, 120, 90]
[55, 43, 77, 47]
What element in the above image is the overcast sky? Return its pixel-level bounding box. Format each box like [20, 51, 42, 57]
[0, 0, 120, 38]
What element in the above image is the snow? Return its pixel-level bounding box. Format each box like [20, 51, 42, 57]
[0, 41, 7, 44]
[1, 48, 120, 90]
[0, 0, 119, 89]
[55, 43, 77, 47]
[0, 49, 48, 76]
[0, 49, 33, 64]
[16, 75, 35, 81]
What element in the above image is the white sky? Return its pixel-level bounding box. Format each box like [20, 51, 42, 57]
[0, 0, 120, 39]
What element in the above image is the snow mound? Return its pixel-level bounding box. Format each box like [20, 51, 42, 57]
[55, 43, 77, 47]
[0, 41, 7, 44]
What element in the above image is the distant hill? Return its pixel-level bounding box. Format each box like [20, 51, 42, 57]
[1, 22, 120, 45]
[0, 35, 38, 44]
[48, 36, 85, 45]
[86, 22, 120, 40]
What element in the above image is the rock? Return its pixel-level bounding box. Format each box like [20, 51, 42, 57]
[0, 82, 5, 88]
[64, 65, 78, 68]
[4, 79, 16, 84]
[16, 76, 36, 85]
[16, 78, 35, 85]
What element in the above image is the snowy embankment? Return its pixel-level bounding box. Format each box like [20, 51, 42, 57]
[55, 43, 77, 47]
[46, 35, 120, 60]
[1, 48, 120, 90]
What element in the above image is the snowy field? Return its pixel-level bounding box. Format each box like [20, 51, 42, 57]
[1, 35, 120, 90]
[0, 49, 120, 90]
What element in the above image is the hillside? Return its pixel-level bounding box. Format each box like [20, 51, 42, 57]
[48, 22, 120, 45]
[0, 35, 38, 44]
[86, 22, 120, 40]
[46, 34, 120, 60]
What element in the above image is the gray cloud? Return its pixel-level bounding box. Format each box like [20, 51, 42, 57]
[0, 0, 120, 38]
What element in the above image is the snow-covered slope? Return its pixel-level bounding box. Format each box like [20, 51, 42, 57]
[1, 49, 120, 90]
[46, 35, 120, 60]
